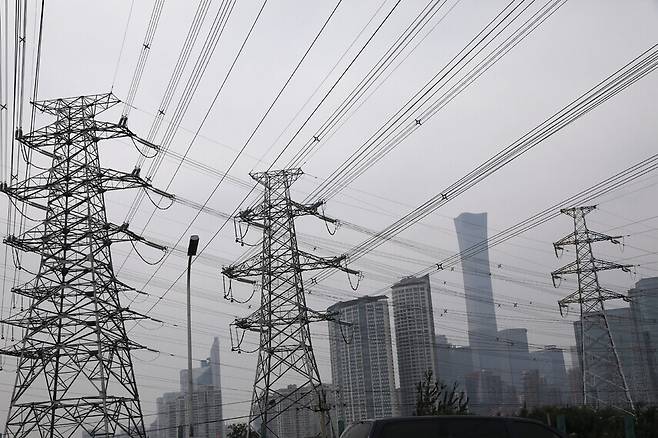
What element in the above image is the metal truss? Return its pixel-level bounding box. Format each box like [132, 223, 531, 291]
[222, 168, 358, 438]
[0, 93, 172, 438]
[551, 205, 634, 413]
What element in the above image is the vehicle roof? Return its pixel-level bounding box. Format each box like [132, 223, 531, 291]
[366, 415, 537, 422]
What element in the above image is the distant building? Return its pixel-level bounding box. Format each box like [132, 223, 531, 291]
[454, 213, 504, 376]
[574, 308, 641, 407]
[569, 277, 658, 407]
[521, 369, 544, 409]
[435, 335, 454, 385]
[567, 366, 583, 405]
[464, 370, 514, 415]
[328, 295, 396, 425]
[530, 345, 567, 405]
[434, 336, 474, 390]
[149, 338, 223, 438]
[629, 277, 658, 403]
[265, 384, 338, 438]
[498, 328, 530, 390]
[391, 275, 439, 415]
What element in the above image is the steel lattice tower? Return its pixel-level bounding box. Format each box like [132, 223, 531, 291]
[222, 168, 358, 438]
[551, 205, 634, 413]
[0, 93, 171, 438]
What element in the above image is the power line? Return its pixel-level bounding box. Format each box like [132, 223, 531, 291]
[132, 1, 347, 315]
[309, 0, 567, 202]
[122, 0, 166, 118]
[110, 0, 136, 90]
[308, 43, 658, 287]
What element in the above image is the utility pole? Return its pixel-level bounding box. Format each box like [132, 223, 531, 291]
[187, 235, 199, 438]
[0, 93, 172, 437]
[222, 168, 358, 438]
[551, 205, 635, 414]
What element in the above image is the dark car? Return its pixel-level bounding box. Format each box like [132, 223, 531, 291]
[339, 416, 566, 438]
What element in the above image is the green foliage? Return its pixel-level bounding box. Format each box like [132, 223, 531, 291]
[414, 369, 469, 416]
[517, 405, 658, 438]
[226, 422, 259, 438]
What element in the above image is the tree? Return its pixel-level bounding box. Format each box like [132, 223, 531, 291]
[518, 405, 658, 438]
[414, 369, 469, 416]
[226, 422, 259, 438]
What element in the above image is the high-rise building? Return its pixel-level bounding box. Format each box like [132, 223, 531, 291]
[574, 308, 642, 407]
[464, 370, 514, 415]
[149, 338, 224, 438]
[435, 335, 454, 385]
[498, 328, 530, 391]
[529, 346, 567, 405]
[265, 384, 339, 438]
[629, 277, 658, 403]
[454, 212, 500, 372]
[391, 275, 439, 416]
[531, 346, 567, 387]
[434, 336, 475, 390]
[521, 369, 545, 409]
[328, 296, 396, 425]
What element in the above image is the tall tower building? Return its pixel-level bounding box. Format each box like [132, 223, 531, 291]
[454, 212, 499, 371]
[391, 275, 439, 416]
[498, 328, 530, 390]
[266, 384, 339, 438]
[150, 338, 224, 438]
[328, 296, 396, 425]
[629, 277, 658, 403]
[530, 345, 567, 405]
[574, 308, 642, 407]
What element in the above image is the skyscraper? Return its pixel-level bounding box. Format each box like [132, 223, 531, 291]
[629, 277, 658, 403]
[149, 338, 224, 438]
[530, 345, 567, 405]
[454, 212, 499, 372]
[434, 336, 475, 390]
[265, 384, 339, 438]
[574, 308, 641, 407]
[328, 296, 396, 425]
[391, 275, 439, 415]
[498, 328, 530, 390]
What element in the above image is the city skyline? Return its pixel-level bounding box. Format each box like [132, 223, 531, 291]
[0, 1, 656, 434]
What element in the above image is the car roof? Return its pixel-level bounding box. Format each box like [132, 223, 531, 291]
[370, 415, 518, 423]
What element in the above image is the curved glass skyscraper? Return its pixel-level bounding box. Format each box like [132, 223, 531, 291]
[454, 212, 499, 372]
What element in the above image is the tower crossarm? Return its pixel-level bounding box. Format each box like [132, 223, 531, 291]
[30, 92, 121, 115]
[551, 259, 632, 279]
[17, 120, 159, 156]
[222, 252, 359, 282]
[553, 230, 623, 252]
[1, 167, 171, 210]
[222, 255, 262, 282]
[557, 287, 629, 308]
[235, 200, 337, 228]
[1, 301, 150, 332]
[4, 221, 166, 255]
[298, 251, 359, 275]
[560, 205, 597, 217]
[235, 308, 338, 332]
[9, 276, 144, 301]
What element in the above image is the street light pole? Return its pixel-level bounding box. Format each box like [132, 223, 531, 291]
[186, 235, 199, 438]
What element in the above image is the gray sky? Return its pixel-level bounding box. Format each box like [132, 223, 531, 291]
[1, 0, 658, 426]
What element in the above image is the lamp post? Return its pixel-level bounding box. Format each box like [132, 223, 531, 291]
[186, 235, 199, 437]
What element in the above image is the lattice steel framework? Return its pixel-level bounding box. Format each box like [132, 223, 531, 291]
[551, 205, 634, 413]
[222, 168, 358, 438]
[0, 93, 171, 438]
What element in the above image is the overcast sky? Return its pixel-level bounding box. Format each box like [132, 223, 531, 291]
[1, 0, 658, 426]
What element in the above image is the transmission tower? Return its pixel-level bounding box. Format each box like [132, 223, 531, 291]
[551, 205, 634, 413]
[0, 93, 171, 438]
[222, 168, 358, 438]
